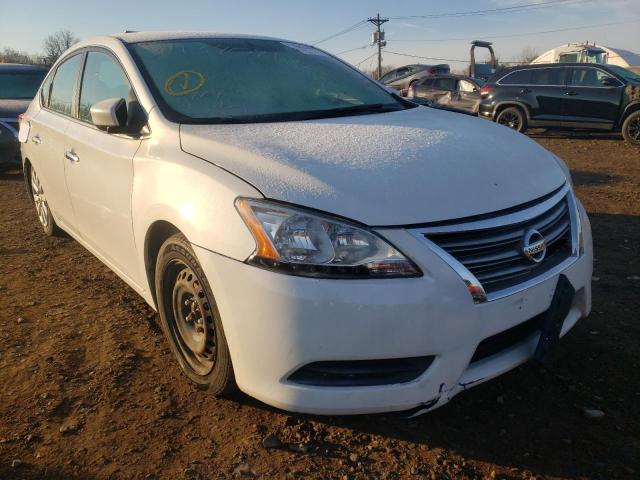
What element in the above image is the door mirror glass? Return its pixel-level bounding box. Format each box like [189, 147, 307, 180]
[90, 97, 127, 131]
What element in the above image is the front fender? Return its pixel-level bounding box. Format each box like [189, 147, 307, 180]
[131, 118, 261, 301]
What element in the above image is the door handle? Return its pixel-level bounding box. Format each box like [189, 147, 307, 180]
[520, 88, 531, 94]
[565, 91, 578, 96]
[32, 135, 41, 145]
[64, 150, 80, 163]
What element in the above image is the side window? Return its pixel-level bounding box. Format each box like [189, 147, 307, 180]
[530, 68, 565, 86]
[379, 70, 396, 83]
[79, 51, 134, 123]
[499, 69, 532, 85]
[49, 54, 83, 116]
[421, 78, 435, 87]
[434, 78, 455, 90]
[569, 67, 619, 87]
[458, 80, 476, 92]
[40, 74, 54, 107]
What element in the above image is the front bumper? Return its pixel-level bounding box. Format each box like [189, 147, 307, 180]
[193, 202, 592, 415]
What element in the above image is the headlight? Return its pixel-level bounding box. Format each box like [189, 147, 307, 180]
[235, 198, 422, 278]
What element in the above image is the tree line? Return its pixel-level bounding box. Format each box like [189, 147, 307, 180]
[0, 30, 79, 66]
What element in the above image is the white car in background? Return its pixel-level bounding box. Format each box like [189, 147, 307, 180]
[19, 32, 592, 415]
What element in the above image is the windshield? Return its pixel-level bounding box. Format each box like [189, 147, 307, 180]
[128, 38, 409, 123]
[0, 71, 46, 99]
[607, 65, 640, 83]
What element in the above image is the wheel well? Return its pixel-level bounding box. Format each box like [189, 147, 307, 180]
[621, 102, 640, 124]
[145, 220, 181, 308]
[495, 103, 527, 119]
[23, 158, 33, 199]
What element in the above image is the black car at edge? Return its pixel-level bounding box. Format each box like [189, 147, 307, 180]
[0, 63, 49, 170]
[478, 63, 640, 144]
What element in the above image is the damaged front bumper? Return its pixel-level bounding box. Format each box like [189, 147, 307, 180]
[191, 203, 592, 415]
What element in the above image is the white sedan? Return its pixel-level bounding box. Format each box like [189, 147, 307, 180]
[19, 32, 592, 415]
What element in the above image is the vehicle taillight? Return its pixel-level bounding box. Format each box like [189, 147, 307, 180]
[479, 86, 495, 97]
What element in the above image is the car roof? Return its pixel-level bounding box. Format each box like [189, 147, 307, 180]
[0, 63, 49, 72]
[111, 31, 290, 44]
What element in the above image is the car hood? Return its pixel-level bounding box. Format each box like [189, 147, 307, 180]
[180, 107, 566, 226]
[0, 99, 31, 118]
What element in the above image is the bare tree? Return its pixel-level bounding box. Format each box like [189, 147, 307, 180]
[515, 47, 539, 65]
[43, 30, 79, 64]
[0, 48, 40, 64]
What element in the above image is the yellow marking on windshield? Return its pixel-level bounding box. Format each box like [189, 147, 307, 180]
[164, 71, 205, 96]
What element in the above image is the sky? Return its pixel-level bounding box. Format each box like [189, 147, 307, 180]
[1, 0, 639, 70]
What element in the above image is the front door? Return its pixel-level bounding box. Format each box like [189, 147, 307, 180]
[563, 66, 624, 128]
[63, 50, 143, 286]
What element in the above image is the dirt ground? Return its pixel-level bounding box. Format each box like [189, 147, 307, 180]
[0, 133, 638, 480]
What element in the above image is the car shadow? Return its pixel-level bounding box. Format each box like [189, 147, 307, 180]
[0, 169, 24, 181]
[528, 130, 623, 141]
[571, 169, 622, 187]
[230, 212, 639, 479]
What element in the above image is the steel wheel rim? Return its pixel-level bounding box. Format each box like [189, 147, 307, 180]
[498, 111, 521, 130]
[628, 116, 640, 142]
[166, 260, 216, 375]
[31, 167, 50, 228]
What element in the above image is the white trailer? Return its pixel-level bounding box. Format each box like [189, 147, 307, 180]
[531, 42, 640, 72]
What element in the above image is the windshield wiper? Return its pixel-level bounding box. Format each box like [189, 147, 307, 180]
[180, 103, 411, 125]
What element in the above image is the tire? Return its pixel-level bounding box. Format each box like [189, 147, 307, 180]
[28, 163, 62, 236]
[155, 233, 236, 395]
[621, 110, 640, 145]
[496, 106, 528, 133]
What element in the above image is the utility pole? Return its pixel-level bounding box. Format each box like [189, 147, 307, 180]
[368, 13, 388, 79]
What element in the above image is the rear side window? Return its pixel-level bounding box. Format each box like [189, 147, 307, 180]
[434, 78, 456, 90]
[79, 51, 134, 123]
[49, 54, 83, 116]
[530, 68, 566, 86]
[499, 69, 532, 85]
[40, 74, 53, 107]
[458, 79, 476, 92]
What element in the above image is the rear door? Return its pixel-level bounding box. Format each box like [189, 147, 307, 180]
[528, 67, 568, 122]
[453, 79, 481, 113]
[562, 66, 624, 128]
[28, 54, 84, 229]
[63, 49, 144, 286]
[431, 77, 456, 106]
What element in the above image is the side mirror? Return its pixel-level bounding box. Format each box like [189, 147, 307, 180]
[90, 98, 128, 132]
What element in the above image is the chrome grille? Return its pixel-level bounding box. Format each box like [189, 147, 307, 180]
[424, 191, 573, 294]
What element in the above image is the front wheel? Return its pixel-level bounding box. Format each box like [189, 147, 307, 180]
[621, 110, 640, 145]
[496, 106, 527, 133]
[155, 233, 236, 395]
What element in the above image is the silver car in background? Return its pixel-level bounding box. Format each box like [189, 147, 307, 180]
[379, 64, 450, 96]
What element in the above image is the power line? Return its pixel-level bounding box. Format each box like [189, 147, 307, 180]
[354, 51, 378, 68]
[390, 0, 585, 20]
[334, 44, 371, 56]
[384, 51, 472, 64]
[387, 18, 640, 43]
[312, 20, 368, 46]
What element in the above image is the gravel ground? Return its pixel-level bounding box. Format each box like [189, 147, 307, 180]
[0, 135, 638, 480]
